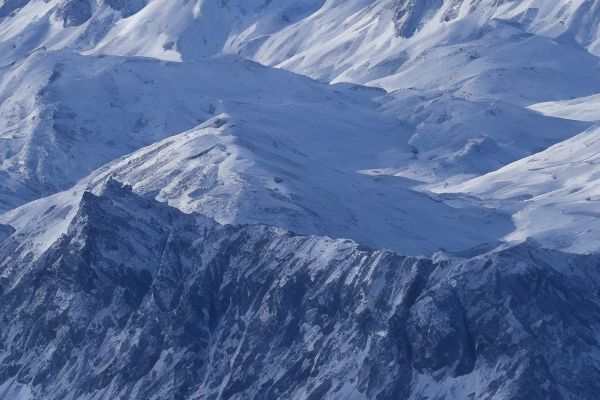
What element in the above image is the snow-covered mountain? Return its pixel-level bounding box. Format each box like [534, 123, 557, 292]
[0, 49, 411, 213]
[5, 0, 600, 84]
[2, 0, 600, 399]
[3, 0, 600, 198]
[1, 115, 514, 259]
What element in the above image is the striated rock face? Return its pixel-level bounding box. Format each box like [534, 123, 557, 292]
[1, 180, 599, 399]
[393, 0, 444, 38]
[0, 224, 13, 244]
[104, 0, 146, 17]
[391, 0, 523, 38]
[54, 0, 93, 27]
[0, 0, 30, 18]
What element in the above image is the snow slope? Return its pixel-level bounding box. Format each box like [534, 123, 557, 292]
[1, 0, 600, 252]
[441, 125, 600, 253]
[529, 93, 600, 122]
[0, 114, 513, 257]
[0, 0, 325, 65]
[0, 0, 599, 253]
[3, 0, 600, 96]
[0, 49, 414, 213]
[2, 0, 600, 198]
[250, 0, 600, 99]
[379, 89, 589, 180]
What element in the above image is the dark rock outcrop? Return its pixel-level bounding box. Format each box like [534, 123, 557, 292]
[104, 0, 146, 18]
[54, 0, 92, 27]
[0, 223, 14, 244]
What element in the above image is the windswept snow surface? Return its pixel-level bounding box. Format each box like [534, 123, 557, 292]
[529, 93, 600, 122]
[0, 50, 407, 213]
[379, 89, 589, 181]
[440, 125, 600, 254]
[0, 116, 513, 258]
[0, 0, 599, 257]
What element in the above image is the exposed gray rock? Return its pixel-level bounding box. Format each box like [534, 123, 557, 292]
[104, 0, 146, 18]
[393, 0, 444, 38]
[54, 0, 92, 27]
[0, 223, 14, 244]
[0, 0, 30, 18]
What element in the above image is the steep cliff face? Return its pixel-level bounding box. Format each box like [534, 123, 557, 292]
[0, 223, 13, 243]
[0, 180, 599, 399]
[391, 0, 600, 44]
[54, 0, 93, 27]
[393, 0, 444, 38]
[0, 0, 30, 17]
[104, 0, 146, 17]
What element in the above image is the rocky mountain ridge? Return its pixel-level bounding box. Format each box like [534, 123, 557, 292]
[1, 180, 599, 399]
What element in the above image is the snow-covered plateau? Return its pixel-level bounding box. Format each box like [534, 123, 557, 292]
[1, 1, 600, 399]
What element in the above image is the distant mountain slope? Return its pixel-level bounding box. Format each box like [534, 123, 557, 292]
[529, 93, 600, 122]
[0, 0, 325, 65]
[249, 0, 600, 99]
[0, 0, 599, 253]
[0, 115, 513, 257]
[2, 0, 599, 200]
[379, 90, 588, 181]
[440, 125, 600, 254]
[3, 0, 600, 94]
[0, 49, 411, 213]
